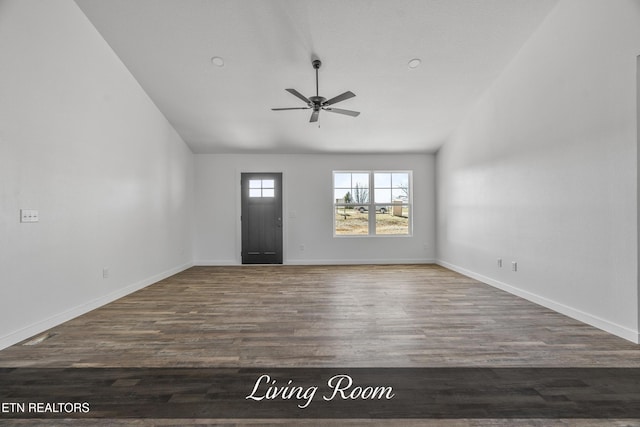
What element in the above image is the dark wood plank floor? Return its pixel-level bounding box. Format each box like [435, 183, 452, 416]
[2, 264, 640, 426]
[1, 264, 638, 368]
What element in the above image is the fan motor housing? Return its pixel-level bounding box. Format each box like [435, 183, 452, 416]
[309, 96, 326, 106]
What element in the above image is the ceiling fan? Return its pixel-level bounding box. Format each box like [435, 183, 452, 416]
[272, 59, 360, 123]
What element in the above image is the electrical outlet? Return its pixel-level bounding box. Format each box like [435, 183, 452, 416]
[103, 268, 109, 279]
[512, 262, 518, 272]
[497, 258, 503, 268]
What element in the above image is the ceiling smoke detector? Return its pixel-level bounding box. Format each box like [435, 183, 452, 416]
[211, 56, 225, 67]
[408, 58, 421, 69]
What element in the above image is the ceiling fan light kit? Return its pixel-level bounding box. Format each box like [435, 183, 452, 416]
[272, 59, 360, 123]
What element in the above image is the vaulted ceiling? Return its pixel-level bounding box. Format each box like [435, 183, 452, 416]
[75, 0, 558, 154]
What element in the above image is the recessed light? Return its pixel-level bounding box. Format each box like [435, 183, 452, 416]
[211, 56, 225, 67]
[408, 58, 421, 69]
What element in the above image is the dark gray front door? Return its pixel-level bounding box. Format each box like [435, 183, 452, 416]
[241, 173, 283, 264]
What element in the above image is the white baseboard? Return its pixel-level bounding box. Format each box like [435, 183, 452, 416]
[194, 258, 435, 266]
[437, 260, 639, 344]
[193, 259, 240, 266]
[285, 258, 435, 265]
[0, 262, 194, 351]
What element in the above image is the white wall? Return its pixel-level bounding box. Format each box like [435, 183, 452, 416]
[194, 154, 435, 265]
[436, 0, 640, 342]
[0, 0, 194, 349]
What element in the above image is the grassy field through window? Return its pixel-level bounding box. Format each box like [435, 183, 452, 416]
[335, 207, 409, 235]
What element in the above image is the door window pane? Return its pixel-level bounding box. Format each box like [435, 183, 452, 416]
[248, 179, 275, 198]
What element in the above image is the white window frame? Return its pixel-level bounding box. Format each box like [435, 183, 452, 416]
[333, 170, 413, 237]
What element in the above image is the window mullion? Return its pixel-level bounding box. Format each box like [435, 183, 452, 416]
[369, 172, 375, 235]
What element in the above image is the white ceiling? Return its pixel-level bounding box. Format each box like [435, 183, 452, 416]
[75, 0, 558, 154]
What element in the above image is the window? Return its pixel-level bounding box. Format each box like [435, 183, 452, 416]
[333, 171, 412, 236]
[249, 179, 275, 198]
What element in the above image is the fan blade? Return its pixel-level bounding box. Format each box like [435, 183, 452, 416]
[272, 107, 310, 111]
[285, 88, 311, 104]
[310, 109, 320, 123]
[323, 91, 355, 106]
[324, 107, 360, 117]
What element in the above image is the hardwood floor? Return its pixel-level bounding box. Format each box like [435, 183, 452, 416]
[1, 264, 637, 368]
[1, 264, 639, 426]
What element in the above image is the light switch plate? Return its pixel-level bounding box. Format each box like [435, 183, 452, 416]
[20, 209, 39, 223]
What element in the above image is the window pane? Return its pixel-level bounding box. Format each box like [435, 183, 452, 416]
[262, 188, 274, 197]
[249, 180, 262, 189]
[374, 188, 391, 203]
[352, 173, 369, 188]
[249, 189, 262, 198]
[392, 188, 407, 201]
[374, 173, 391, 188]
[376, 205, 410, 235]
[392, 173, 409, 188]
[334, 188, 353, 203]
[262, 179, 274, 188]
[377, 205, 391, 214]
[351, 184, 369, 204]
[335, 206, 369, 235]
[334, 173, 352, 188]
